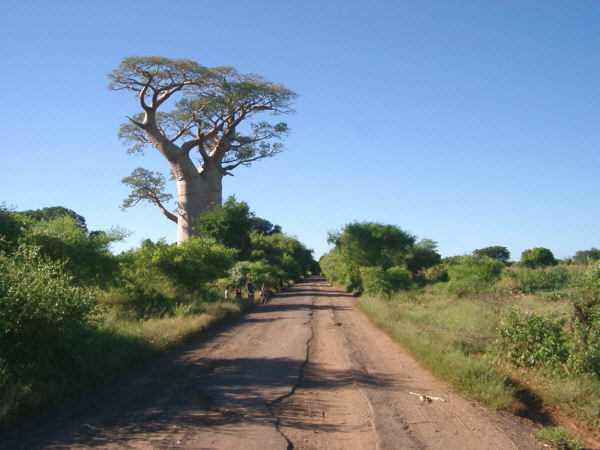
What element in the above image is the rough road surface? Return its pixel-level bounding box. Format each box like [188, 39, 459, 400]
[4, 277, 543, 449]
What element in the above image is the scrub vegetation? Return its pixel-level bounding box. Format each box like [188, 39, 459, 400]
[0, 200, 316, 429]
[321, 222, 600, 448]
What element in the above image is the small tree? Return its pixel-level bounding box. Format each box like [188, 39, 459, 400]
[446, 255, 504, 296]
[325, 221, 416, 292]
[194, 196, 253, 259]
[405, 238, 441, 276]
[570, 261, 600, 372]
[329, 221, 416, 270]
[573, 248, 600, 265]
[109, 57, 297, 244]
[473, 246, 510, 263]
[521, 247, 557, 268]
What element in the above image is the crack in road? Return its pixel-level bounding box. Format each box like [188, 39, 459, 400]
[267, 295, 317, 449]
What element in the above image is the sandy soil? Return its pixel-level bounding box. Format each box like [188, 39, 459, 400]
[2, 277, 544, 449]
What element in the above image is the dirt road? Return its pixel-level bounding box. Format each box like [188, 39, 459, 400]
[4, 277, 542, 449]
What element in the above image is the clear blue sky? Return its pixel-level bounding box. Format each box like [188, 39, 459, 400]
[1, 0, 598, 261]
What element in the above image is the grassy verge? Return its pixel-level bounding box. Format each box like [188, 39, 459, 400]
[1, 296, 255, 430]
[358, 286, 600, 447]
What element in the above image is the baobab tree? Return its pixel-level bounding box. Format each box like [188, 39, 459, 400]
[109, 56, 297, 244]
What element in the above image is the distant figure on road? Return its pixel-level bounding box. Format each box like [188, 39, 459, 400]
[276, 277, 283, 294]
[260, 283, 268, 305]
[234, 285, 242, 298]
[224, 285, 229, 299]
[246, 278, 254, 301]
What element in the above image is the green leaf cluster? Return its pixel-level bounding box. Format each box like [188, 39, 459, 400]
[445, 255, 504, 297]
[572, 248, 600, 265]
[521, 247, 557, 268]
[504, 266, 571, 293]
[497, 308, 568, 369]
[473, 245, 510, 263]
[495, 261, 600, 377]
[321, 221, 438, 295]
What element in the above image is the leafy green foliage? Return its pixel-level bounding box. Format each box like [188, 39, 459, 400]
[20, 206, 88, 231]
[386, 265, 412, 291]
[521, 247, 557, 268]
[0, 243, 102, 422]
[359, 265, 412, 297]
[496, 262, 600, 378]
[405, 239, 441, 276]
[504, 266, 571, 293]
[573, 248, 600, 265]
[322, 221, 416, 293]
[25, 215, 122, 287]
[319, 248, 356, 291]
[121, 168, 174, 215]
[249, 216, 282, 235]
[194, 197, 253, 259]
[473, 245, 510, 263]
[359, 267, 391, 297]
[250, 232, 314, 279]
[497, 308, 568, 369]
[569, 261, 600, 375]
[115, 237, 236, 318]
[332, 221, 416, 270]
[0, 206, 29, 252]
[445, 255, 504, 297]
[0, 244, 100, 355]
[229, 260, 276, 291]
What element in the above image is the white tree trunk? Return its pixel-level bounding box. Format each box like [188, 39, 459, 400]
[175, 163, 223, 245]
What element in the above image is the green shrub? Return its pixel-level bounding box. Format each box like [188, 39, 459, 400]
[128, 237, 235, 293]
[405, 239, 441, 275]
[0, 206, 28, 252]
[572, 248, 600, 265]
[250, 231, 314, 281]
[25, 215, 121, 287]
[446, 255, 503, 297]
[422, 264, 449, 283]
[229, 260, 277, 291]
[0, 244, 100, 360]
[521, 247, 557, 268]
[194, 196, 252, 259]
[386, 265, 412, 290]
[504, 266, 571, 293]
[0, 243, 101, 422]
[496, 308, 568, 370]
[568, 261, 600, 375]
[473, 245, 510, 263]
[360, 266, 391, 297]
[319, 248, 360, 291]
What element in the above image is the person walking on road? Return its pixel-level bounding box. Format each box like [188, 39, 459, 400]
[260, 282, 268, 305]
[276, 277, 283, 294]
[246, 278, 255, 301]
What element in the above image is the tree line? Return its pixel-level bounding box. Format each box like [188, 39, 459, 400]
[320, 220, 600, 378]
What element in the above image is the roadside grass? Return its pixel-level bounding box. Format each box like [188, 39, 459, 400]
[532, 427, 585, 450]
[358, 288, 521, 411]
[0, 295, 255, 430]
[358, 283, 600, 444]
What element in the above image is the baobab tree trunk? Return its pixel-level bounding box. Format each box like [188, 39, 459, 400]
[175, 162, 223, 245]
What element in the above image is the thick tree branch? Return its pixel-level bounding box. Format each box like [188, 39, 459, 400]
[156, 199, 178, 223]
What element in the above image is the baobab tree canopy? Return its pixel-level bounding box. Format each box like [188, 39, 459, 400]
[108, 56, 297, 244]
